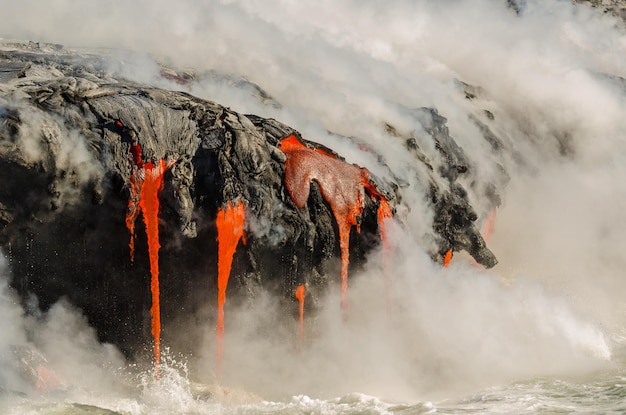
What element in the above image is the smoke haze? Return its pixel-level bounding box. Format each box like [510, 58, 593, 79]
[1, 0, 626, 407]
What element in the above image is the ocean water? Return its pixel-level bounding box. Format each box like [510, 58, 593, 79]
[1, 360, 625, 414]
[2, 0, 626, 413]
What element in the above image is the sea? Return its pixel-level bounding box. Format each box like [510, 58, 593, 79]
[1, 351, 625, 414]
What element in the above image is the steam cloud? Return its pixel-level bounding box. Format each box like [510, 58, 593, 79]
[1, 0, 626, 407]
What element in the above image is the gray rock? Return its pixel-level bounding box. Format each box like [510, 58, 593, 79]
[0, 42, 497, 356]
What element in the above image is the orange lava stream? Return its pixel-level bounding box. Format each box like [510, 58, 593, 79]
[124, 139, 172, 378]
[126, 143, 144, 261]
[139, 160, 170, 378]
[377, 198, 394, 310]
[337, 217, 355, 318]
[126, 180, 139, 261]
[295, 285, 305, 352]
[443, 250, 453, 267]
[215, 201, 246, 379]
[377, 198, 393, 277]
[280, 135, 392, 320]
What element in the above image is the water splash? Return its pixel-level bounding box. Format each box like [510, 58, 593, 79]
[215, 201, 246, 379]
[137, 348, 202, 414]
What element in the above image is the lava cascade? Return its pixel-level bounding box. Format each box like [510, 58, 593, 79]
[295, 284, 306, 352]
[279, 134, 393, 319]
[125, 142, 144, 261]
[215, 200, 246, 378]
[125, 142, 173, 377]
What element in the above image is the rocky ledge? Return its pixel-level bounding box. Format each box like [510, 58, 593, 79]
[0, 42, 497, 356]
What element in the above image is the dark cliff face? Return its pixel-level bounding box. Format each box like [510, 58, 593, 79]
[0, 43, 497, 357]
[509, 0, 626, 19]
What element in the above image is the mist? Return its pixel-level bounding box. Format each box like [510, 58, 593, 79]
[0, 257, 128, 400]
[2, 0, 626, 407]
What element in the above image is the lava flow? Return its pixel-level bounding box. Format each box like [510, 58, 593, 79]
[295, 285, 306, 352]
[465, 209, 497, 269]
[443, 250, 453, 267]
[481, 209, 497, 243]
[125, 141, 173, 378]
[279, 134, 392, 320]
[125, 142, 144, 261]
[376, 198, 394, 311]
[215, 200, 246, 379]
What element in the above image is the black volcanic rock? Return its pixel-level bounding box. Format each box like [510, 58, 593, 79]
[0, 42, 497, 356]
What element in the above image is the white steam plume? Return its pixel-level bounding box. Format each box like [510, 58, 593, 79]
[0, 255, 128, 401]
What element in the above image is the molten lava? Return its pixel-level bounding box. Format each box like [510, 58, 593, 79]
[215, 200, 246, 379]
[295, 284, 306, 352]
[125, 143, 144, 261]
[279, 135, 392, 319]
[443, 250, 453, 267]
[125, 142, 173, 378]
[469, 209, 497, 269]
[377, 198, 394, 262]
[376, 198, 394, 310]
[481, 209, 497, 243]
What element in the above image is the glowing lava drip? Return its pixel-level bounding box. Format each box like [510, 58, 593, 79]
[295, 285, 305, 352]
[125, 142, 173, 378]
[126, 141, 144, 262]
[215, 201, 246, 379]
[482, 209, 497, 243]
[443, 250, 453, 268]
[449, 209, 497, 269]
[279, 135, 392, 320]
[470, 209, 497, 269]
[376, 198, 394, 311]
